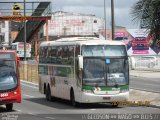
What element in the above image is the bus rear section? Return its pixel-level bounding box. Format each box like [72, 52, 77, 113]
[0, 50, 21, 111]
[131, 37, 149, 50]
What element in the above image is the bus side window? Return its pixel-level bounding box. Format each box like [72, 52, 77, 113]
[50, 47, 57, 64]
[56, 46, 63, 64]
[47, 47, 52, 63]
[68, 46, 74, 65]
[75, 45, 80, 56]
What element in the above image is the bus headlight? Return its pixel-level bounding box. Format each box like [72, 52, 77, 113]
[13, 91, 17, 95]
[120, 89, 128, 93]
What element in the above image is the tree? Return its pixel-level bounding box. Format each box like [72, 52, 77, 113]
[131, 0, 160, 46]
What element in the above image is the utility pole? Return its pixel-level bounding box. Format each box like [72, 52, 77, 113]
[111, 0, 115, 40]
[104, 0, 107, 40]
[24, 0, 26, 61]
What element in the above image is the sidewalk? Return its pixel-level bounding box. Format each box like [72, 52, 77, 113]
[129, 70, 160, 108]
[130, 70, 160, 78]
[129, 89, 160, 108]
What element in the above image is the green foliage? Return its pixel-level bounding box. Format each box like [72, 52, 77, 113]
[131, 0, 160, 45]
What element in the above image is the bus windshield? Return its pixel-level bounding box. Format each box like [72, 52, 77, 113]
[82, 45, 128, 86]
[83, 58, 129, 86]
[0, 60, 17, 91]
[82, 45, 127, 57]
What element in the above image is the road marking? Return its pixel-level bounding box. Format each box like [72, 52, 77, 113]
[90, 109, 96, 110]
[45, 117, 56, 119]
[23, 94, 35, 98]
[15, 109, 22, 112]
[21, 83, 38, 89]
[130, 87, 160, 93]
[28, 113, 36, 115]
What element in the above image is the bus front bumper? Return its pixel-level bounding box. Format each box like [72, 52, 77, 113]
[79, 91, 129, 103]
[0, 94, 21, 105]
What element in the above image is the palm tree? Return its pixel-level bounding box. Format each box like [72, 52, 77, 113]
[131, 0, 160, 46]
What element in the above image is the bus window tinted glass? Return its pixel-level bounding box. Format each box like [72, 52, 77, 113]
[82, 45, 127, 57]
[0, 60, 17, 91]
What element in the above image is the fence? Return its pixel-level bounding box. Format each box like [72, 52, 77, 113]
[129, 56, 160, 71]
[19, 61, 38, 83]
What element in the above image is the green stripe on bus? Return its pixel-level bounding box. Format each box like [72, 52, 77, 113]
[82, 85, 129, 91]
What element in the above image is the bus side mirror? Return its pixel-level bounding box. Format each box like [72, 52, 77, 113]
[78, 55, 83, 69]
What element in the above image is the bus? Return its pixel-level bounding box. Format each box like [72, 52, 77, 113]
[0, 50, 21, 111]
[11, 42, 31, 59]
[131, 37, 149, 50]
[38, 37, 129, 106]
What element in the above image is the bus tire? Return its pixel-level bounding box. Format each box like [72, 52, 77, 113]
[46, 85, 52, 101]
[6, 103, 13, 111]
[70, 90, 78, 107]
[44, 83, 46, 94]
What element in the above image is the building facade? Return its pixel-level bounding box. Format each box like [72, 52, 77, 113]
[0, 21, 9, 46]
[43, 11, 104, 39]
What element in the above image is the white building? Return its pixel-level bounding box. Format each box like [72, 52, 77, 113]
[0, 21, 9, 46]
[44, 11, 104, 37]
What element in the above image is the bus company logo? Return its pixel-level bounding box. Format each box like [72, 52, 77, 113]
[94, 87, 101, 91]
[12, 3, 22, 16]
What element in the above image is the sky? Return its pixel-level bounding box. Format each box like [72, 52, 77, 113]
[1, 0, 140, 29]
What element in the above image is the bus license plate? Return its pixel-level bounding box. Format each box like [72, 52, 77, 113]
[0, 93, 8, 98]
[103, 97, 111, 100]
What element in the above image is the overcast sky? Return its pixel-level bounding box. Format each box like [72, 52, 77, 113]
[1, 0, 140, 28]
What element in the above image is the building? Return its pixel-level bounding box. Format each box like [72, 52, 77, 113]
[43, 11, 104, 40]
[0, 21, 9, 46]
[10, 21, 23, 42]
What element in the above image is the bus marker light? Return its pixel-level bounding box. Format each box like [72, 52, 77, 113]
[13, 92, 17, 95]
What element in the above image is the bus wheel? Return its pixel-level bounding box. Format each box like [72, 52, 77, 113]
[70, 90, 77, 107]
[46, 86, 52, 101]
[6, 103, 13, 111]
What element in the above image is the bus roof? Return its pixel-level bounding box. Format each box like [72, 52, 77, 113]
[11, 42, 30, 45]
[0, 50, 16, 53]
[40, 37, 125, 47]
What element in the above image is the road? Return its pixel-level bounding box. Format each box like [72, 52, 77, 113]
[130, 76, 160, 93]
[0, 82, 160, 120]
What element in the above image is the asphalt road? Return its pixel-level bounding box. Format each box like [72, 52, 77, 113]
[130, 76, 160, 93]
[0, 82, 160, 120]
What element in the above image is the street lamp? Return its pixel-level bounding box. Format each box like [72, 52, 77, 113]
[24, 0, 26, 61]
[111, 0, 115, 40]
[104, 0, 107, 40]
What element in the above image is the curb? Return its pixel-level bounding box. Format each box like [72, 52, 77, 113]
[132, 69, 160, 72]
[149, 104, 160, 109]
[130, 88, 160, 109]
[20, 80, 38, 87]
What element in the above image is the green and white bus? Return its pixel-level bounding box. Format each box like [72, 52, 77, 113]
[38, 37, 129, 106]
